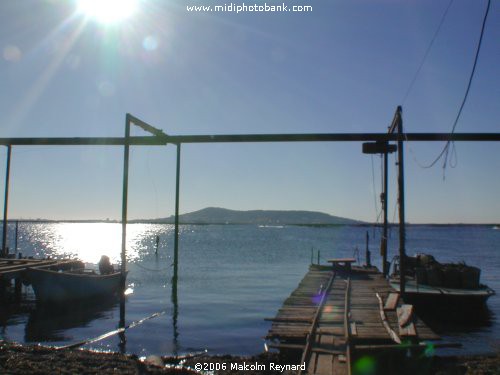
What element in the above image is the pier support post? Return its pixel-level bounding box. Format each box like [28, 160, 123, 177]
[173, 144, 181, 286]
[171, 143, 181, 356]
[365, 231, 371, 267]
[393, 107, 406, 296]
[119, 114, 131, 336]
[382, 149, 389, 276]
[2, 145, 12, 258]
[14, 220, 18, 255]
[14, 278, 22, 302]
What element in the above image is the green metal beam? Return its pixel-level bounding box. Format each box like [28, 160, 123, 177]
[0, 133, 499, 146]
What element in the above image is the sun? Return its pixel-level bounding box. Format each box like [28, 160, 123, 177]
[77, 0, 138, 24]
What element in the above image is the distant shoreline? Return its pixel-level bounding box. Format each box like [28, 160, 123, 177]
[1, 220, 497, 226]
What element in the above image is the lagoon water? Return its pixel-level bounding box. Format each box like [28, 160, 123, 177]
[0, 223, 498, 357]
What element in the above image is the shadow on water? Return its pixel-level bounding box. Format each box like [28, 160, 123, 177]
[24, 298, 119, 343]
[171, 265, 179, 356]
[414, 303, 495, 335]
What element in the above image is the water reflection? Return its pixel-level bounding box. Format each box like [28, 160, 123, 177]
[415, 304, 494, 334]
[24, 299, 118, 342]
[22, 222, 174, 264]
[25, 298, 118, 343]
[171, 269, 179, 356]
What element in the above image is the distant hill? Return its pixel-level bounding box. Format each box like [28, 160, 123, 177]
[141, 207, 364, 225]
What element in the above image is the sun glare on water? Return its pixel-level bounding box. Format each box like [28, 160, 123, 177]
[77, 0, 138, 24]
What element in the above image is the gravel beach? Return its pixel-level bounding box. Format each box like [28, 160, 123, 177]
[0, 341, 499, 374]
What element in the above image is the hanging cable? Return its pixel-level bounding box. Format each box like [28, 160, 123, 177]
[400, 0, 455, 170]
[417, 0, 492, 178]
[371, 155, 382, 225]
[401, 0, 455, 105]
[391, 153, 399, 225]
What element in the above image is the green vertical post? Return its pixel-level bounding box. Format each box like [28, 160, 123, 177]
[173, 143, 181, 283]
[14, 220, 18, 255]
[120, 114, 131, 333]
[396, 106, 406, 297]
[382, 149, 389, 276]
[365, 231, 371, 267]
[2, 145, 12, 258]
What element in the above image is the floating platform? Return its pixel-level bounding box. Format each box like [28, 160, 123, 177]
[0, 258, 83, 278]
[266, 264, 440, 375]
[0, 257, 83, 300]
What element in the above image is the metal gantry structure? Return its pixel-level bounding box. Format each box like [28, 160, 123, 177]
[1, 107, 499, 309]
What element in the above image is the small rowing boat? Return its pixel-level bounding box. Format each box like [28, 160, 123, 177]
[26, 267, 126, 303]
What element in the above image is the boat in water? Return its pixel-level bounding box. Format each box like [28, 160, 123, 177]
[390, 254, 495, 307]
[26, 267, 126, 303]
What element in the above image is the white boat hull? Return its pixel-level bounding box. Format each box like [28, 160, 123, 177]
[390, 279, 495, 306]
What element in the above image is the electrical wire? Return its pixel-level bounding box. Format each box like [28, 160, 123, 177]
[401, 0, 455, 105]
[391, 153, 399, 225]
[370, 155, 382, 225]
[415, 0, 492, 177]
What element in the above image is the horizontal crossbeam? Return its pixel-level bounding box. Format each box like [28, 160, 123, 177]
[0, 133, 499, 146]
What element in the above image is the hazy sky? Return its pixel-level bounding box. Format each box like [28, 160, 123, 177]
[0, 0, 498, 223]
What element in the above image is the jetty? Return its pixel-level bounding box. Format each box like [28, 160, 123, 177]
[266, 262, 440, 375]
[0, 257, 83, 299]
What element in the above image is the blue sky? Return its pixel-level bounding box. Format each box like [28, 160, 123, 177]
[0, 0, 498, 223]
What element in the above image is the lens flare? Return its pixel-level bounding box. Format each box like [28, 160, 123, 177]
[353, 356, 376, 375]
[77, 0, 138, 24]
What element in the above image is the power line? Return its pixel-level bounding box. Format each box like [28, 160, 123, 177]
[370, 155, 383, 224]
[400, 0, 454, 171]
[402, 0, 455, 105]
[425, 0, 491, 177]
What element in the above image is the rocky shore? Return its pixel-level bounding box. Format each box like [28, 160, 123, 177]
[0, 341, 498, 374]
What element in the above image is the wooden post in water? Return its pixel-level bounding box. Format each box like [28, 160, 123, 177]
[120, 114, 131, 337]
[14, 220, 18, 255]
[365, 231, 371, 267]
[382, 149, 389, 276]
[2, 145, 12, 258]
[391, 106, 406, 296]
[171, 143, 181, 356]
[173, 143, 181, 286]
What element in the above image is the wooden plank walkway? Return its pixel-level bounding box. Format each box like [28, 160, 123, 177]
[266, 265, 440, 375]
[0, 258, 83, 279]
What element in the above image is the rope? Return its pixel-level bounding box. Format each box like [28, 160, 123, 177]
[146, 148, 160, 220]
[370, 155, 382, 225]
[391, 154, 398, 225]
[133, 261, 171, 273]
[410, 0, 492, 178]
[401, 0, 455, 105]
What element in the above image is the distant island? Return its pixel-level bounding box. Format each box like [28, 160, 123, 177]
[133, 207, 365, 226]
[6, 208, 497, 226]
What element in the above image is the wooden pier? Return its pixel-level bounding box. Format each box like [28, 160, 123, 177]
[0, 258, 83, 299]
[266, 264, 440, 375]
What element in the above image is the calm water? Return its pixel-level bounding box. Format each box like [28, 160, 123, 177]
[0, 223, 498, 357]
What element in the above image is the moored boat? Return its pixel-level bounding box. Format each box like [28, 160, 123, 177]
[390, 254, 495, 308]
[389, 278, 495, 306]
[26, 268, 126, 303]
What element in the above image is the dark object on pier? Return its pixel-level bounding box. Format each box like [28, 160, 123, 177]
[426, 264, 444, 287]
[98, 255, 114, 275]
[461, 266, 481, 289]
